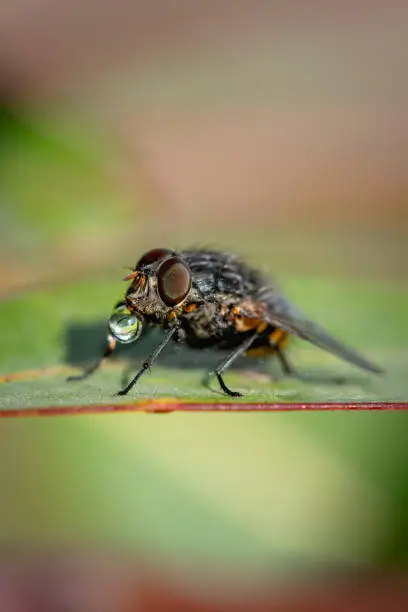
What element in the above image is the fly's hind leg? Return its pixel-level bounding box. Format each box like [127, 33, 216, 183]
[276, 347, 346, 385]
[67, 334, 117, 382]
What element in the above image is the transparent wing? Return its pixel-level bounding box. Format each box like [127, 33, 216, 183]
[242, 296, 383, 374]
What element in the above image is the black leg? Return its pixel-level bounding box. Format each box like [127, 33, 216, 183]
[67, 334, 117, 382]
[276, 347, 346, 385]
[116, 326, 178, 396]
[209, 332, 259, 397]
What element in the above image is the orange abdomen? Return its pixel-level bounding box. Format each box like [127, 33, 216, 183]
[245, 327, 289, 357]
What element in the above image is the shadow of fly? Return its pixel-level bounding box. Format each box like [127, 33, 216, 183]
[69, 248, 383, 397]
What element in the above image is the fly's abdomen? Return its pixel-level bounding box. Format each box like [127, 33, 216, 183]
[245, 326, 289, 357]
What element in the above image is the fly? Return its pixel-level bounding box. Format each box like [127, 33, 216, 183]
[68, 248, 383, 397]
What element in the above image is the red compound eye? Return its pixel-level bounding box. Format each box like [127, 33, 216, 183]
[136, 248, 174, 269]
[157, 256, 192, 307]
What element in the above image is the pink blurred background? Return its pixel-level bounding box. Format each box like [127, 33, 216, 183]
[2, 0, 407, 231]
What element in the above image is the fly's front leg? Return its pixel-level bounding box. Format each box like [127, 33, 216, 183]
[116, 326, 178, 396]
[67, 334, 116, 382]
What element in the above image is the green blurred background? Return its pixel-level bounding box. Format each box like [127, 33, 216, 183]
[0, 1, 407, 609]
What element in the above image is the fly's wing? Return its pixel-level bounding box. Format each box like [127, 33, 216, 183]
[241, 290, 383, 374]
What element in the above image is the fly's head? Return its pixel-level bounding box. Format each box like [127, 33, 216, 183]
[108, 249, 193, 345]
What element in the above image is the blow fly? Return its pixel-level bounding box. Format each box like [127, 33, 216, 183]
[69, 248, 383, 397]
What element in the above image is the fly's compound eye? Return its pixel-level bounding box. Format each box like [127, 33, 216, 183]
[108, 303, 142, 344]
[157, 256, 192, 307]
[136, 248, 174, 269]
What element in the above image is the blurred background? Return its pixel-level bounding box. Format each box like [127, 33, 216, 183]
[1, 1, 408, 610]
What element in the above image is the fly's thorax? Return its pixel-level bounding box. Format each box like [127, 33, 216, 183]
[178, 297, 231, 341]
